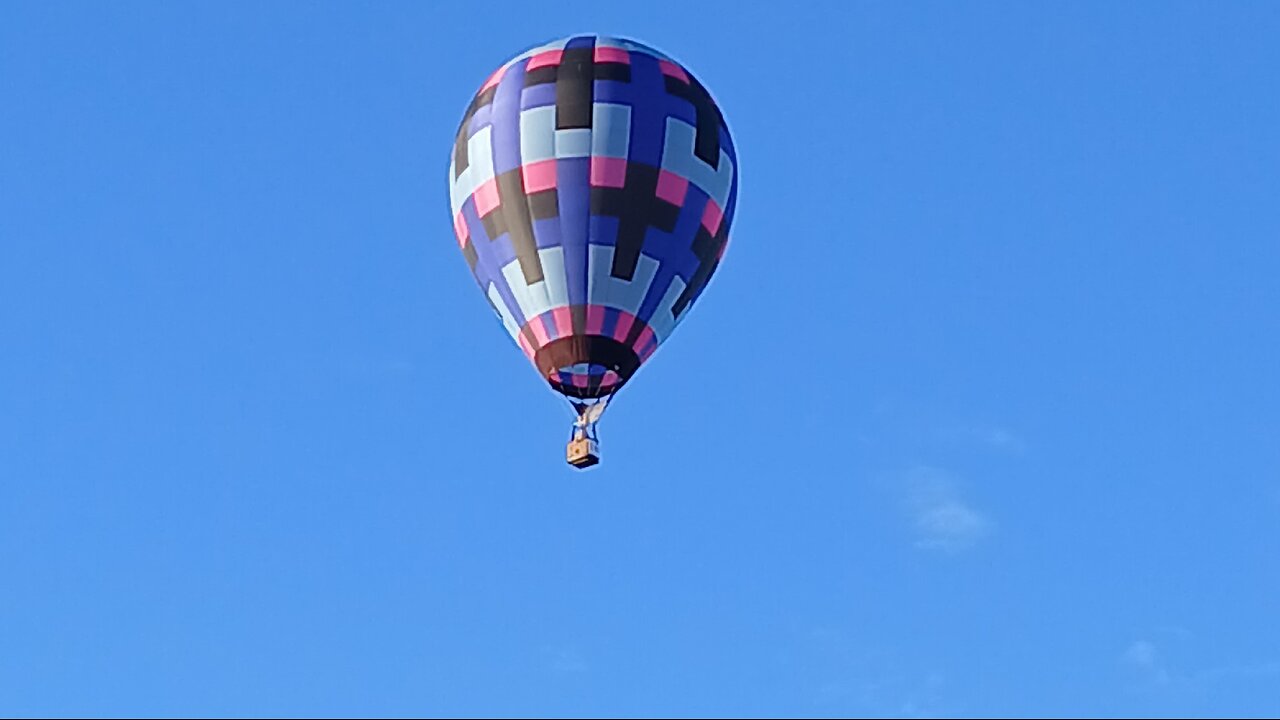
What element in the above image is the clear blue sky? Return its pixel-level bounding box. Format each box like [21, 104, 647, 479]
[3, 1, 1279, 716]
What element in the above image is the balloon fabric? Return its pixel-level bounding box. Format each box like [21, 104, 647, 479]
[447, 35, 738, 416]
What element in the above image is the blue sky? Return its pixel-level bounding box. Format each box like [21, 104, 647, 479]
[3, 1, 1279, 716]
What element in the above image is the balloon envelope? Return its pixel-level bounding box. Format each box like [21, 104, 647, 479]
[448, 35, 737, 401]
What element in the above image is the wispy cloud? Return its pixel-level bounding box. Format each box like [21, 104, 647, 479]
[905, 466, 992, 553]
[973, 425, 1024, 451]
[1120, 636, 1280, 690]
[1122, 639, 1171, 685]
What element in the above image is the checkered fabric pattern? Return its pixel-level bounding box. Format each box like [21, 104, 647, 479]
[449, 35, 737, 399]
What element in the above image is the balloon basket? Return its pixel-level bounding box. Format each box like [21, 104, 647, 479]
[566, 437, 600, 469]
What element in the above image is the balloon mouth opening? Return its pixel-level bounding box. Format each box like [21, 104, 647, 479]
[549, 362, 625, 396]
[535, 335, 640, 399]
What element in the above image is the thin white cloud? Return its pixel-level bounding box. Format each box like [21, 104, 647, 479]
[1121, 636, 1280, 691]
[1122, 639, 1171, 685]
[905, 466, 992, 553]
[976, 426, 1023, 451]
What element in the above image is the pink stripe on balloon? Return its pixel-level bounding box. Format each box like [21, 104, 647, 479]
[590, 156, 627, 188]
[701, 197, 723, 233]
[571, 373, 590, 388]
[521, 159, 557, 193]
[526, 50, 563, 70]
[473, 179, 501, 217]
[527, 316, 550, 347]
[517, 331, 536, 360]
[655, 170, 688, 206]
[551, 306, 573, 339]
[658, 59, 689, 83]
[602, 370, 620, 386]
[631, 325, 655, 356]
[540, 313, 559, 343]
[586, 305, 608, 334]
[594, 46, 630, 64]
[453, 212, 469, 248]
[611, 312, 635, 343]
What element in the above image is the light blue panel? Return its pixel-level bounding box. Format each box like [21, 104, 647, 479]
[588, 245, 659, 315]
[449, 165, 476, 218]
[647, 276, 687, 341]
[487, 282, 522, 341]
[554, 128, 591, 159]
[537, 246, 570, 308]
[501, 258, 555, 322]
[519, 106, 556, 164]
[660, 118, 735, 208]
[467, 125, 496, 185]
[448, 125, 496, 216]
[448, 155, 463, 216]
[591, 103, 631, 158]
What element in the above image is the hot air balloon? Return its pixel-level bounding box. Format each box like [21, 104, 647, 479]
[447, 35, 738, 468]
